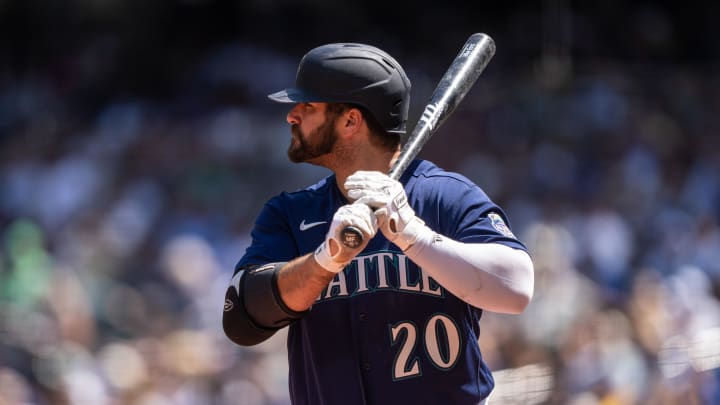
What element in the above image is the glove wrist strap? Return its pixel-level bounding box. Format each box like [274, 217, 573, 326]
[313, 240, 347, 274]
[394, 217, 432, 251]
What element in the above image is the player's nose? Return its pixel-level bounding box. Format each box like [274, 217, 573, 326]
[286, 104, 301, 125]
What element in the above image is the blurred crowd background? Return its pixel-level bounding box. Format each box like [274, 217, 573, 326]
[1, 1, 719, 404]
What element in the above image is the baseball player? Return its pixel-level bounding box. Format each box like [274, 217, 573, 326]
[223, 42, 534, 404]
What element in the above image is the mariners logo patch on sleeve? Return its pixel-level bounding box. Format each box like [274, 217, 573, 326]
[488, 212, 516, 239]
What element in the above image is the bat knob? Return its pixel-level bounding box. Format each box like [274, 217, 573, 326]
[340, 226, 364, 249]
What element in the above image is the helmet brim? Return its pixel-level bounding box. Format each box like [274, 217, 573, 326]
[268, 88, 315, 103]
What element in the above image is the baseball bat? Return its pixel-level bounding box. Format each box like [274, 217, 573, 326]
[340, 32, 496, 249]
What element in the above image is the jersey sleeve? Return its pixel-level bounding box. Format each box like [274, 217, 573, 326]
[236, 195, 299, 270]
[456, 198, 526, 250]
[423, 175, 527, 252]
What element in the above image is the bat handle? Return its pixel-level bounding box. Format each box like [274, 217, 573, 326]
[340, 226, 364, 249]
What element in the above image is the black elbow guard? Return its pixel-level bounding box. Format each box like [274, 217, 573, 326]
[223, 281, 276, 346]
[222, 262, 308, 346]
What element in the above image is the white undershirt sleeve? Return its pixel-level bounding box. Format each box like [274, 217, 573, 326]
[404, 231, 534, 314]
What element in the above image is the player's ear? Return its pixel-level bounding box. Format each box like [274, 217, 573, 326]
[344, 108, 363, 130]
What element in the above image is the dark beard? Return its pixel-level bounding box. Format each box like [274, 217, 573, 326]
[287, 118, 338, 163]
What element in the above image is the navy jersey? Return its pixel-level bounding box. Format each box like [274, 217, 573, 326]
[237, 159, 527, 404]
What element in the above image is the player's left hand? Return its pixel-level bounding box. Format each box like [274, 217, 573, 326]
[345, 171, 429, 251]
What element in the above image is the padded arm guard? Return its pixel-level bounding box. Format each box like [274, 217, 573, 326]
[222, 262, 308, 346]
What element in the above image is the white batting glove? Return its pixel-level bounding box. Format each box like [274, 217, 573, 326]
[314, 203, 377, 273]
[345, 171, 431, 251]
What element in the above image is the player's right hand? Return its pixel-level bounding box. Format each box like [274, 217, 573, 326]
[314, 203, 376, 273]
[345, 171, 429, 251]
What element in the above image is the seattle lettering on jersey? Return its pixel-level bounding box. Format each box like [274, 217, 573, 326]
[317, 251, 445, 302]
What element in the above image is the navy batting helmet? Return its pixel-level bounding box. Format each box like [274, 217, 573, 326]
[268, 43, 411, 134]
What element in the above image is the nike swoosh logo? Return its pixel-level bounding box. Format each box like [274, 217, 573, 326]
[299, 220, 327, 231]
